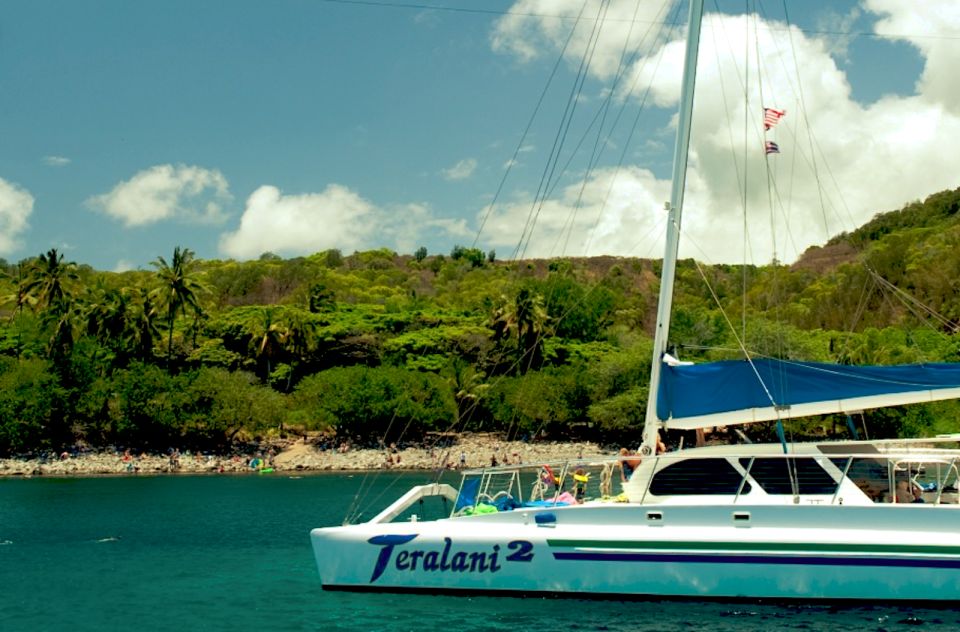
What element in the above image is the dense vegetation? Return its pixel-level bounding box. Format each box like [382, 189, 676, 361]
[2, 187, 960, 456]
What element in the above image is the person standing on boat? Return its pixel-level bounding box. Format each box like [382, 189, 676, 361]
[619, 448, 637, 482]
[573, 468, 589, 502]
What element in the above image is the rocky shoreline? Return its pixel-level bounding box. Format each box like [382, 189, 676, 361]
[0, 436, 610, 478]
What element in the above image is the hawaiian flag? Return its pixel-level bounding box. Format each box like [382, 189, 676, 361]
[765, 141, 780, 154]
[763, 107, 785, 130]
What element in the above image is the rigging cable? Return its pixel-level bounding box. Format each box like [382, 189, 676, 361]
[561, 0, 680, 255]
[513, 0, 611, 261]
[781, 1, 831, 243]
[577, 0, 682, 258]
[472, 1, 589, 249]
[554, 0, 661, 257]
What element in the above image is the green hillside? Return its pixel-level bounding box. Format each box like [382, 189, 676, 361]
[2, 187, 960, 455]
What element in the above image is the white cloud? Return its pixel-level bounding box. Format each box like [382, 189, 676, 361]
[815, 6, 860, 61]
[88, 164, 230, 227]
[113, 259, 136, 273]
[479, 166, 680, 259]
[867, 0, 960, 116]
[486, 5, 960, 264]
[390, 202, 472, 254]
[220, 185, 373, 259]
[0, 178, 33, 255]
[492, 0, 673, 74]
[43, 155, 71, 167]
[442, 158, 478, 181]
[219, 185, 471, 260]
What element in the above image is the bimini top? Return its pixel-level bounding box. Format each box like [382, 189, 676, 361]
[657, 358, 960, 430]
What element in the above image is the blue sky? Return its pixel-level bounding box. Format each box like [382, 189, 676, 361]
[1, 0, 957, 270]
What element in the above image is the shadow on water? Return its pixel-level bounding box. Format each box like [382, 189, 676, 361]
[1, 472, 958, 631]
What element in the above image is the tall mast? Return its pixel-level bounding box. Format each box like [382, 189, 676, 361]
[640, 0, 705, 455]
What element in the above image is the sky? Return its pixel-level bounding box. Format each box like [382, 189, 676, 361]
[1, 0, 958, 271]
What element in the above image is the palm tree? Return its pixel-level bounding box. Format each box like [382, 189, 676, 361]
[83, 280, 130, 343]
[514, 287, 549, 373]
[0, 262, 36, 358]
[152, 246, 206, 366]
[23, 248, 78, 316]
[444, 358, 488, 428]
[22, 249, 79, 367]
[129, 287, 161, 361]
[281, 308, 316, 390]
[490, 287, 550, 374]
[245, 307, 288, 380]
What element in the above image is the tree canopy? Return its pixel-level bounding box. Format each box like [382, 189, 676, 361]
[2, 186, 960, 455]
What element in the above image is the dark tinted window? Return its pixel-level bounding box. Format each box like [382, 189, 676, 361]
[649, 458, 749, 495]
[740, 457, 838, 495]
[831, 457, 890, 500]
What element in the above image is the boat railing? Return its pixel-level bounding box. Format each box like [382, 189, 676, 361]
[449, 446, 960, 516]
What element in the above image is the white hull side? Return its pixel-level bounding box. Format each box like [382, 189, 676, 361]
[312, 503, 960, 601]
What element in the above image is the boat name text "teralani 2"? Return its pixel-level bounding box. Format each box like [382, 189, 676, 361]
[368, 535, 534, 582]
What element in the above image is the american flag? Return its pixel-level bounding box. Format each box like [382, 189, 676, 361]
[763, 107, 785, 130]
[765, 141, 780, 154]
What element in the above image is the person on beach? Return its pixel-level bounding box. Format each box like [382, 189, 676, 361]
[459, 451, 466, 468]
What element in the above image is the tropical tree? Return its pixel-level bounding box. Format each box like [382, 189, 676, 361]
[82, 279, 133, 365]
[23, 248, 78, 315]
[443, 358, 488, 429]
[129, 287, 161, 361]
[281, 308, 316, 390]
[0, 262, 36, 358]
[244, 307, 288, 380]
[514, 287, 549, 373]
[22, 249, 80, 368]
[152, 246, 206, 366]
[489, 287, 550, 374]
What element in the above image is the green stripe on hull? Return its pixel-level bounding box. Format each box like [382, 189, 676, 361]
[546, 539, 960, 556]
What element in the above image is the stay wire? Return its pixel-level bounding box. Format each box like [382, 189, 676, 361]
[578, 0, 680, 257]
[781, 1, 831, 243]
[472, 0, 588, 249]
[512, 0, 605, 260]
[553, 0, 677, 258]
[317, 0, 960, 42]
[517, 0, 612, 261]
[556, 0, 648, 257]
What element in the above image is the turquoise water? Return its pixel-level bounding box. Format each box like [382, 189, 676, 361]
[2, 472, 959, 632]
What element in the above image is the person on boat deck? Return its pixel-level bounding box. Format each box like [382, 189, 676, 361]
[573, 468, 589, 503]
[619, 448, 638, 482]
[895, 479, 923, 503]
[541, 467, 559, 492]
[655, 433, 667, 455]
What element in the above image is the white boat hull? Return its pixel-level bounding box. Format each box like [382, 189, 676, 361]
[312, 503, 960, 600]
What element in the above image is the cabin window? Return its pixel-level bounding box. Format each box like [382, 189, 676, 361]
[649, 458, 749, 495]
[831, 457, 890, 501]
[740, 458, 838, 495]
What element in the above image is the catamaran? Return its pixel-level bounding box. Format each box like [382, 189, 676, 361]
[311, 0, 960, 600]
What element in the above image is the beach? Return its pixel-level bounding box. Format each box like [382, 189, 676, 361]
[0, 435, 608, 477]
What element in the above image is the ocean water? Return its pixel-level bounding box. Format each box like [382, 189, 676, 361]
[2, 472, 959, 632]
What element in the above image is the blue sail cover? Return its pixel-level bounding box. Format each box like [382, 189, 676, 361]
[657, 358, 960, 429]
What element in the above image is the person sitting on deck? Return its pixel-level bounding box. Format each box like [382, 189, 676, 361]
[895, 479, 923, 503]
[619, 448, 639, 482]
